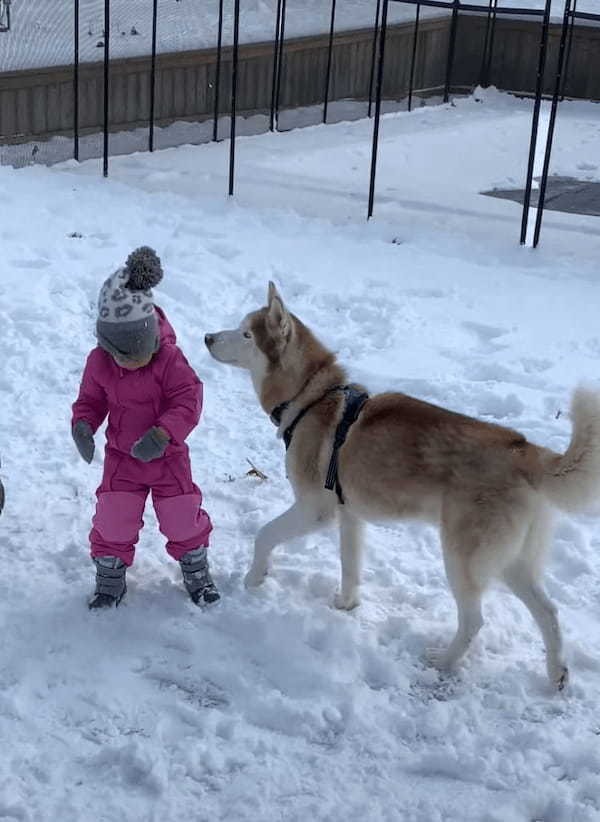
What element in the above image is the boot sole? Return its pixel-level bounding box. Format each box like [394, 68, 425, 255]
[88, 585, 127, 610]
[190, 592, 221, 607]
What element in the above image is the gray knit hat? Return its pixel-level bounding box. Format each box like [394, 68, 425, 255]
[96, 247, 164, 360]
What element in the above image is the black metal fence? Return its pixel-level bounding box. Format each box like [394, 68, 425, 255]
[367, 0, 600, 246]
[1, 0, 599, 246]
[368, 0, 556, 246]
[529, 0, 600, 246]
[85, 0, 387, 182]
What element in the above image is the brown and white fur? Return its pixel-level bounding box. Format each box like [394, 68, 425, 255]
[206, 282, 600, 689]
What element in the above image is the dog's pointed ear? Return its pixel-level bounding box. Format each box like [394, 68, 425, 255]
[267, 280, 281, 305]
[267, 281, 290, 337]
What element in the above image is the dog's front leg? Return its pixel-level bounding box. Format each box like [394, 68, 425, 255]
[334, 509, 364, 610]
[245, 501, 328, 588]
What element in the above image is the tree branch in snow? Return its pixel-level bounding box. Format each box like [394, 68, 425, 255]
[246, 459, 268, 481]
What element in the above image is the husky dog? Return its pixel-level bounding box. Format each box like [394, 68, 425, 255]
[206, 282, 600, 689]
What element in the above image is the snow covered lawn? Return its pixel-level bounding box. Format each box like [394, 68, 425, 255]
[2, 0, 436, 71]
[1, 90, 600, 821]
[1, 0, 596, 71]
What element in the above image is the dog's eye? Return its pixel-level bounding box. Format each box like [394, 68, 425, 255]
[243, 331, 252, 339]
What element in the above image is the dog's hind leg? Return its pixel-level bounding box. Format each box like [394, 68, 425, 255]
[503, 565, 568, 690]
[503, 512, 568, 690]
[427, 547, 484, 671]
[426, 495, 525, 672]
[430, 492, 543, 677]
[334, 509, 364, 610]
[245, 500, 331, 588]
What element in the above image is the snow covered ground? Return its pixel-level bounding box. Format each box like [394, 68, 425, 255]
[1, 0, 596, 72]
[0, 0, 437, 72]
[1, 89, 600, 820]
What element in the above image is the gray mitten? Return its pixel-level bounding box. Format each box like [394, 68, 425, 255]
[72, 420, 95, 464]
[131, 427, 169, 462]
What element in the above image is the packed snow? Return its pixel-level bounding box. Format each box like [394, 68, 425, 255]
[0, 0, 595, 72]
[1, 88, 600, 820]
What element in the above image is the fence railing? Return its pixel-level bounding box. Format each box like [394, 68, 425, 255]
[1, 0, 599, 246]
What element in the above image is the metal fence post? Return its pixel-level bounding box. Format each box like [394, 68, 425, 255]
[532, 0, 572, 247]
[274, 0, 288, 130]
[560, 0, 577, 101]
[149, 0, 158, 152]
[213, 0, 224, 141]
[408, 3, 421, 112]
[73, 0, 79, 161]
[323, 0, 337, 123]
[368, 0, 382, 118]
[443, 0, 459, 103]
[103, 0, 110, 177]
[520, 0, 551, 245]
[228, 0, 240, 196]
[480, 0, 498, 88]
[270, 0, 284, 131]
[368, 0, 389, 219]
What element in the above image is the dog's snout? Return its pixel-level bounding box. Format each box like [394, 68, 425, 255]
[204, 329, 243, 367]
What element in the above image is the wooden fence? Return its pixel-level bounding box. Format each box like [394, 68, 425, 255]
[1, 15, 599, 146]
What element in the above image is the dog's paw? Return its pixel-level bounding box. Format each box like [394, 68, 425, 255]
[548, 661, 570, 692]
[244, 567, 267, 589]
[425, 647, 453, 671]
[333, 591, 360, 611]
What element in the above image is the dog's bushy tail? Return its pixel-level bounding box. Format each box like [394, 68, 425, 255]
[539, 387, 600, 514]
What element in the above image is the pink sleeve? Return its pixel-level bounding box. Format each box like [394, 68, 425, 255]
[72, 350, 109, 433]
[157, 348, 202, 445]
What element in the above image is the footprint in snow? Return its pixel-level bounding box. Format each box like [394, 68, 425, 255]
[206, 242, 241, 261]
[145, 670, 229, 710]
[9, 258, 51, 270]
[520, 356, 553, 375]
[461, 320, 508, 353]
[464, 360, 548, 391]
[400, 287, 447, 299]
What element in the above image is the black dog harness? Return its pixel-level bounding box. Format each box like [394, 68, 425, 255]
[270, 385, 369, 504]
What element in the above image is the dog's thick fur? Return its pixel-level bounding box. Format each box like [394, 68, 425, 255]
[206, 283, 600, 689]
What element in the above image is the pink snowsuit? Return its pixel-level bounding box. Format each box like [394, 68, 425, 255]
[72, 307, 212, 566]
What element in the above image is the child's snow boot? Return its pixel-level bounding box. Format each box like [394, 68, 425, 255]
[89, 556, 127, 609]
[179, 547, 220, 606]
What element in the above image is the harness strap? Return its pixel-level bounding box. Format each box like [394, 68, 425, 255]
[270, 401, 288, 428]
[324, 387, 369, 504]
[271, 384, 369, 505]
[274, 386, 346, 451]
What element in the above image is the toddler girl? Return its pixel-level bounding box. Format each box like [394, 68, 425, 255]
[72, 247, 219, 609]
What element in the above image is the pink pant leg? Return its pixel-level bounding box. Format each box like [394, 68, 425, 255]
[90, 452, 148, 566]
[151, 454, 213, 561]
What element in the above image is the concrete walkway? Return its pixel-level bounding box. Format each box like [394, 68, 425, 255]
[484, 176, 600, 217]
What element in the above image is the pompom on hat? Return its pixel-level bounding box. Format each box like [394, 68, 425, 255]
[123, 246, 164, 291]
[96, 246, 164, 360]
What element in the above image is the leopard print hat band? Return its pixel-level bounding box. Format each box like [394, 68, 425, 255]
[97, 266, 156, 324]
